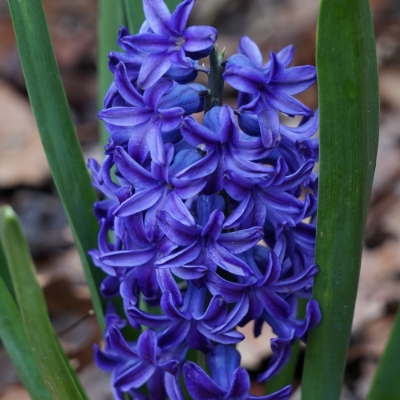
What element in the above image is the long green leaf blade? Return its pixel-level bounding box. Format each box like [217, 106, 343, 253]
[7, 0, 105, 331]
[0, 275, 52, 399]
[0, 206, 88, 400]
[0, 239, 15, 301]
[301, 0, 379, 399]
[98, 0, 124, 145]
[122, 0, 145, 34]
[367, 309, 400, 399]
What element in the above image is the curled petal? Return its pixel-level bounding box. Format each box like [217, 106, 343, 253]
[209, 242, 254, 276]
[183, 26, 217, 52]
[114, 361, 157, 391]
[218, 226, 263, 254]
[137, 329, 158, 362]
[183, 362, 225, 400]
[114, 185, 164, 217]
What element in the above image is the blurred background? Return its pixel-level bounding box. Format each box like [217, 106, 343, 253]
[0, 0, 400, 398]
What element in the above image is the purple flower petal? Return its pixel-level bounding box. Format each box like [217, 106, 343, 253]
[181, 116, 219, 148]
[147, 121, 166, 165]
[114, 185, 164, 217]
[156, 268, 183, 306]
[156, 239, 201, 268]
[172, 265, 208, 280]
[256, 288, 291, 319]
[114, 63, 144, 106]
[193, 295, 227, 325]
[165, 371, 185, 400]
[201, 209, 224, 240]
[258, 101, 280, 149]
[114, 146, 155, 189]
[175, 149, 218, 180]
[223, 194, 252, 229]
[143, 78, 174, 109]
[218, 226, 263, 254]
[100, 247, 156, 267]
[114, 361, 157, 391]
[257, 338, 292, 382]
[206, 271, 249, 303]
[124, 33, 173, 53]
[128, 306, 170, 328]
[219, 105, 238, 144]
[225, 368, 250, 399]
[209, 241, 253, 276]
[137, 329, 157, 362]
[157, 209, 199, 245]
[224, 63, 264, 95]
[272, 66, 316, 95]
[271, 264, 318, 292]
[183, 26, 217, 52]
[183, 362, 225, 400]
[274, 44, 295, 68]
[170, 0, 194, 31]
[212, 294, 249, 334]
[143, 0, 172, 35]
[138, 52, 172, 90]
[239, 36, 263, 67]
[266, 87, 313, 117]
[98, 107, 153, 126]
[94, 345, 121, 372]
[160, 291, 188, 320]
[159, 107, 184, 131]
[159, 320, 191, 349]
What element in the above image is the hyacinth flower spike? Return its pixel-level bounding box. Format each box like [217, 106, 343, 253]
[89, 0, 321, 398]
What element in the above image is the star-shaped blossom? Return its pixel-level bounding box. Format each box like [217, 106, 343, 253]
[129, 283, 244, 353]
[95, 325, 184, 399]
[177, 105, 274, 196]
[122, 0, 217, 89]
[224, 36, 316, 148]
[156, 195, 263, 277]
[99, 62, 203, 165]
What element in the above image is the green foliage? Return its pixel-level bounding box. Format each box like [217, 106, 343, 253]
[301, 0, 379, 398]
[367, 309, 400, 399]
[98, 0, 125, 145]
[0, 206, 89, 400]
[0, 273, 52, 399]
[7, 0, 106, 332]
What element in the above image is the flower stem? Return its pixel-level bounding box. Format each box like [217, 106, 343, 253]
[204, 46, 225, 113]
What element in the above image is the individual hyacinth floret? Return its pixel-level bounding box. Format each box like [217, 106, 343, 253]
[89, 0, 321, 399]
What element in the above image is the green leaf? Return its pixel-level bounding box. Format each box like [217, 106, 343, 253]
[0, 277, 52, 400]
[301, 0, 379, 399]
[367, 309, 400, 399]
[0, 206, 88, 400]
[121, 0, 145, 34]
[98, 0, 124, 145]
[0, 239, 15, 301]
[7, 0, 106, 332]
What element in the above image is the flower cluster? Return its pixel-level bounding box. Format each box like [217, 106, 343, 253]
[89, 0, 321, 399]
